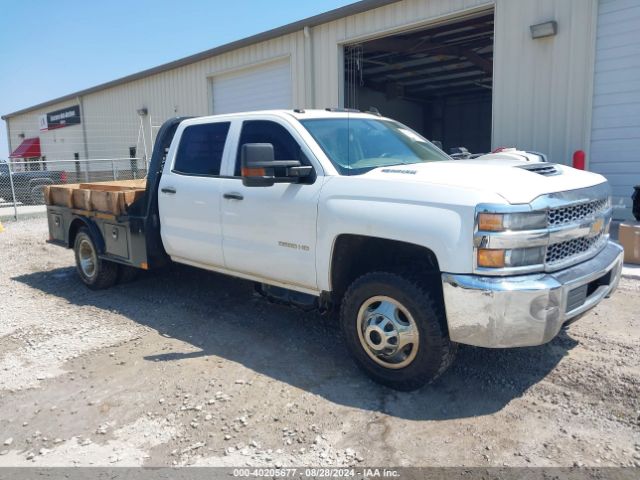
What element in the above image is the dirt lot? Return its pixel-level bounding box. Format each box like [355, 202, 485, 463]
[0, 217, 638, 467]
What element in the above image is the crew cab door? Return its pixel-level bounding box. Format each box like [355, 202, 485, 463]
[220, 119, 322, 290]
[158, 120, 232, 267]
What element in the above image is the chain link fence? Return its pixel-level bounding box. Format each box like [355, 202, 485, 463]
[0, 157, 147, 219]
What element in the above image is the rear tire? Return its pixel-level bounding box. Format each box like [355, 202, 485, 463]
[29, 185, 46, 205]
[340, 271, 456, 391]
[74, 228, 118, 290]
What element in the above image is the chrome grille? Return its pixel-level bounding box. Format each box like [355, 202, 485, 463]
[546, 233, 605, 264]
[473, 184, 613, 276]
[547, 198, 608, 227]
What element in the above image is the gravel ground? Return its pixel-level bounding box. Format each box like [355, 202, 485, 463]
[0, 217, 638, 467]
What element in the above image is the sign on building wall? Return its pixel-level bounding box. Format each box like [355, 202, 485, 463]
[39, 105, 81, 131]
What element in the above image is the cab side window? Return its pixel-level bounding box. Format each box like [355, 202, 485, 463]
[235, 120, 308, 176]
[174, 122, 230, 176]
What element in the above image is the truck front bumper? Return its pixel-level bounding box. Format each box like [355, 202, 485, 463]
[441, 241, 624, 348]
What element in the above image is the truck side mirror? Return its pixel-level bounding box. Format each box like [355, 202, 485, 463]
[241, 143, 276, 187]
[241, 143, 312, 187]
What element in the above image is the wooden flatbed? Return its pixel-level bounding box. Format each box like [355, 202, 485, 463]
[44, 179, 152, 270]
[44, 179, 147, 215]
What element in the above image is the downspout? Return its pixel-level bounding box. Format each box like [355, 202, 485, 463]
[148, 112, 153, 168]
[5, 119, 18, 219]
[303, 26, 315, 108]
[5, 117, 11, 158]
[581, 0, 599, 171]
[77, 95, 90, 181]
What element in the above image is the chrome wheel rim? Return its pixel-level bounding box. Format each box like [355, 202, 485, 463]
[356, 295, 419, 369]
[78, 238, 97, 279]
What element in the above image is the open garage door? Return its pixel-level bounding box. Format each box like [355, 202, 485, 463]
[344, 10, 494, 156]
[211, 58, 292, 114]
[589, 0, 640, 220]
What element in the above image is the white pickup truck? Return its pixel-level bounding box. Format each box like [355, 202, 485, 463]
[45, 109, 623, 390]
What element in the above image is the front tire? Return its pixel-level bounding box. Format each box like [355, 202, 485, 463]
[74, 228, 118, 290]
[340, 271, 456, 391]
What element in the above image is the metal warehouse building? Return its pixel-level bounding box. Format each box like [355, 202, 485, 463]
[3, 0, 639, 218]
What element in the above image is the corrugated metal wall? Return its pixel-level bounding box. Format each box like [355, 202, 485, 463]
[492, 0, 599, 165]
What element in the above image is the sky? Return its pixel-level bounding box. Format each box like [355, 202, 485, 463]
[0, 0, 356, 158]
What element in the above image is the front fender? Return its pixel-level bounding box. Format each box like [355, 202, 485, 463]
[315, 176, 505, 292]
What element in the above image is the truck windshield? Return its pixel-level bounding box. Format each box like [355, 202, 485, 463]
[300, 118, 450, 175]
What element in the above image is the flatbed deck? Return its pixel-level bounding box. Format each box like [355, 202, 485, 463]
[44, 179, 146, 215]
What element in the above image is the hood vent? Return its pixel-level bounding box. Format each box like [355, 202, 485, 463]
[518, 163, 560, 176]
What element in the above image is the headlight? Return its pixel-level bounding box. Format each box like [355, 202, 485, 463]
[477, 212, 547, 231]
[477, 247, 545, 268]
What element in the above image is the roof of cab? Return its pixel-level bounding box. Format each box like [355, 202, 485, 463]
[180, 109, 386, 125]
[287, 109, 384, 120]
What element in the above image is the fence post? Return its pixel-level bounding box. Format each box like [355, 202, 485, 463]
[7, 161, 18, 220]
[83, 158, 89, 183]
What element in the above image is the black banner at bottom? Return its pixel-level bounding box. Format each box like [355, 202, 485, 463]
[0, 467, 636, 480]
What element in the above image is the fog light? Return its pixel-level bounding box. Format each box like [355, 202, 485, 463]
[529, 291, 561, 322]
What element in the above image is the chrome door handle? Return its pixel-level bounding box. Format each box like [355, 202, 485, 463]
[223, 192, 244, 200]
[161, 187, 176, 194]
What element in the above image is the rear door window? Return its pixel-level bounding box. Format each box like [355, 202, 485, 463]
[174, 122, 231, 176]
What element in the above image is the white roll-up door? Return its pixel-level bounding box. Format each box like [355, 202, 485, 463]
[211, 58, 291, 115]
[590, 0, 640, 220]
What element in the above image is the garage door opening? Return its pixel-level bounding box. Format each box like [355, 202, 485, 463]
[344, 10, 494, 155]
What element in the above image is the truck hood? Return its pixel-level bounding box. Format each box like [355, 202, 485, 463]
[364, 159, 608, 204]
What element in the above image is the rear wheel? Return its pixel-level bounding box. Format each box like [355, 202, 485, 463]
[340, 271, 456, 391]
[29, 185, 46, 205]
[74, 228, 118, 290]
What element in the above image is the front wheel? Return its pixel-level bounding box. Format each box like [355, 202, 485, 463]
[340, 271, 456, 391]
[74, 228, 118, 290]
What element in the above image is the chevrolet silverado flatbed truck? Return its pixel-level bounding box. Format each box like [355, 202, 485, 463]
[45, 110, 623, 390]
